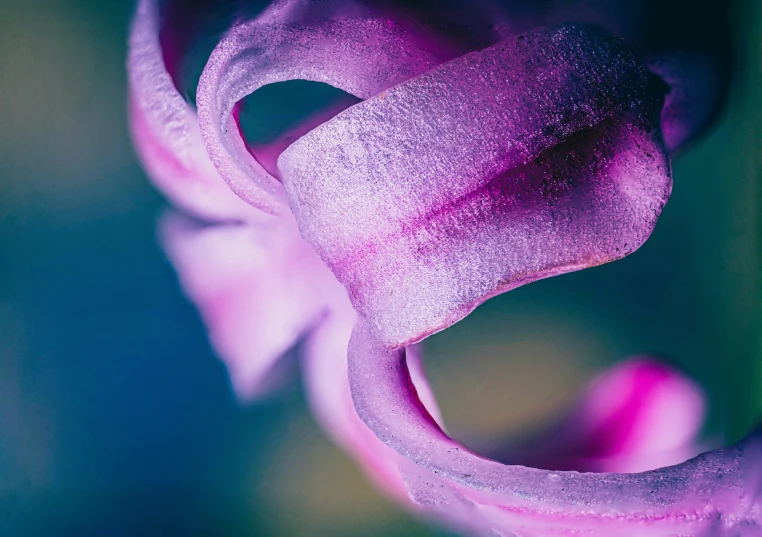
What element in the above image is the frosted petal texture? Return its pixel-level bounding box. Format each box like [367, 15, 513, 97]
[280, 25, 671, 347]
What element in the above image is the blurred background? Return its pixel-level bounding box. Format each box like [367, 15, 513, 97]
[2, 0, 762, 535]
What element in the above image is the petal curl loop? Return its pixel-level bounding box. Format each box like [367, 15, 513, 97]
[196, 0, 458, 214]
[348, 318, 762, 537]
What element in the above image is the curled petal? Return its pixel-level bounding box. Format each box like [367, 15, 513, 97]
[280, 24, 672, 348]
[128, 0, 257, 221]
[349, 319, 762, 536]
[160, 211, 338, 401]
[160, 207, 719, 534]
[297, 263, 448, 502]
[304, 321, 706, 513]
[196, 0, 457, 214]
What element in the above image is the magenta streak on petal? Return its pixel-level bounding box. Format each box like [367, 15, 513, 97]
[196, 0, 461, 215]
[569, 359, 705, 470]
[280, 25, 672, 348]
[348, 318, 762, 536]
[127, 0, 260, 222]
[494, 358, 706, 475]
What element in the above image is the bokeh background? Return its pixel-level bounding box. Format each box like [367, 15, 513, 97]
[2, 0, 762, 535]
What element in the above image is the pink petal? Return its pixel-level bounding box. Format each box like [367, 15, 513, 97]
[159, 210, 338, 401]
[299, 265, 447, 503]
[348, 319, 762, 536]
[495, 358, 706, 474]
[159, 205, 725, 534]
[561, 358, 706, 472]
[279, 25, 672, 349]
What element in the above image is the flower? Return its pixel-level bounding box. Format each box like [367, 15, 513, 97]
[128, 0, 761, 535]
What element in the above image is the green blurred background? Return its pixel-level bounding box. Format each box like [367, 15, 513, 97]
[1, 0, 761, 535]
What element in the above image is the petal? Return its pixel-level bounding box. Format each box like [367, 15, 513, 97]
[129, 0, 730, 225]
[348, 318, 762, 536]
[196, 0, 459, 214]
[559, 357, 706, 472]
[300, 296, 411, 501]
[280, 24, 671, 348]
[159, 210, 337, 401]
[127, 0, 258, 222]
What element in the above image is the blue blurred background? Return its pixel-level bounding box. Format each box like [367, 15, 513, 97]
[2, 0, 762, 535]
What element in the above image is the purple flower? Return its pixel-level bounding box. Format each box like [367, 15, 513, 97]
[128, 0, 761, 534]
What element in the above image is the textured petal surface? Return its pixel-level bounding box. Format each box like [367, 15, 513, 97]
[349, 319, 762, 537]
[160, 210, 338, 401]
[127, 0, 258, 222]
[301, 301, 411, 501]
[131, 0, 729, 225]
[281, 25, 672, 348]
